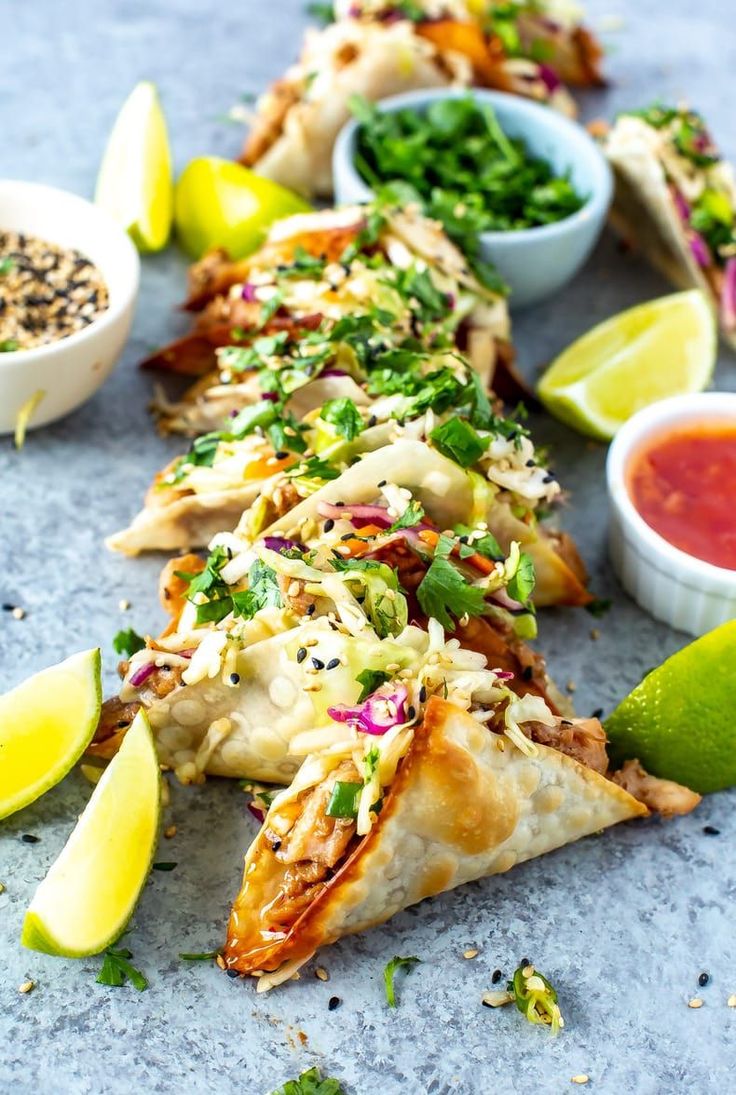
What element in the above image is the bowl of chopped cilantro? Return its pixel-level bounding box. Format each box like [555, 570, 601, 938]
[334, 89, 612, 308]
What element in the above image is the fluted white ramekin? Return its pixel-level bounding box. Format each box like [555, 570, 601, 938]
[607, 392, 736, 636]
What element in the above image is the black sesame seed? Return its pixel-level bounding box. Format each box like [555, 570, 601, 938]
[699, 972, 710, 987]
[491, 969, 503, 984]
[525, 459, 535, 467]
[323, 518, 335, 533]
[226, 969, 240, 979]
[419, 685, 427, 703]
[328, 996, 341, 1011]
[117, 719, 130, 729]
[542, 473, 556, 484]
[340, 533, 355, 541]
[458, 535, 469, 544]
[306, 604, 316, 615]
[703, 825, 720, 835]
[334, 501, 345, 507]
[377, 480, 387, 488]
[2, 602, 16, 611]
[367, 415, 377, 428]
[591, 707, 603, 719]
[407, 705, 416, 721]
[311, 657, 325, 670]
[274, 451, 288, 460]
[230, 672, 241, 685]
[21, 834, 40, 844]
[326, 658, 340, 671]
[271, 840, 282, 852]
[521, 666, 533, 681]
[297, 647, 307, 664]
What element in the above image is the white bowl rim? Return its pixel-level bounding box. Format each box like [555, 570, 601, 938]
[0, 177, 140, 369]
[606, 391, 736, 586]
[333, 87, 613, 244]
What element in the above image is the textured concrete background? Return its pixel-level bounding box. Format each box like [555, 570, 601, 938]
[1, 0, 735, 1091]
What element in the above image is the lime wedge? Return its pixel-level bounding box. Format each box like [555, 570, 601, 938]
[538, 290, 716, 440]
[174, 156, 311, 260]
[21, 711, 160, 957]
[95, 81, 173, 253]
[0, 649, 101, 820]
[606, 621, 736, 793]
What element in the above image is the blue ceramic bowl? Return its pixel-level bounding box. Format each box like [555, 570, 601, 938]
[333, 88, 612, 309]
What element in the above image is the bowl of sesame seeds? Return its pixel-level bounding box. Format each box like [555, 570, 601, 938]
[0, 178, 139, 434]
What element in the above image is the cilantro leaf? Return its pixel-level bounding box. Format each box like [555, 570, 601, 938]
[113, 628, 146, 658]
[275, 245, 327, 280]
[97, 948, 148, 991]
[430, 416, 490, 467]
[271, 1066, 346, 1095]
[388, 499, 425, 532]
[506, 552, 535, 605]
[416, 556, 486, 631]
[454, 524, 504, 562]
[231, 560, 283, 620]
[355, 668, 391, 702]
[384, 955, 421, 1008]
[285, 455, 340, 481]
[320, 397, 364, 441]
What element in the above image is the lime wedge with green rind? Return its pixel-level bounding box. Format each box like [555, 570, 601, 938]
[21, 710, 161, 957]
[605, 621, 736, 793]
[538, 290, 716, 440]
[174, 156, 311, 260]
[95, 81, 173, 253]
[0, 649, 101, 820]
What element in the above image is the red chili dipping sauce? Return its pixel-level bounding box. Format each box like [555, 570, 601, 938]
[627, 421, 736, 570]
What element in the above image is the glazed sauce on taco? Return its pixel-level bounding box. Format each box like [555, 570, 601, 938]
[627, 421, 736, 570]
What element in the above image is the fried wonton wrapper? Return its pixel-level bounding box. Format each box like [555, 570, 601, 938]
[602, 107, 736, 347]
[241, 7, 590, 198]
[224, 698, 647, 987]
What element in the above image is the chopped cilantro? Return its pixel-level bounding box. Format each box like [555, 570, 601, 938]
[0, 257, 15, 276]
[430, 416, 490, 468]
[258, 289, 284, 328]
[388, 499, 425, 533]
[454, 524, 504, 562]
[271, 1066, 346, 1095]
[355, 668, 391, 702]
[231, 559, 283, 620]
[276, 245, 327, 280]
[113, 628, 146, 658]
[320, 396, 364, 441]
[384, 955, 421, 1008]
[0, 339, 19, 352]
[416, 553, 486, 631]
[306, 2, 335, 24]
[285, 455, 340, 481]
[96, 948, 148, 991]
[325, 780, 363, 819]
[177, 549, 281, 625]
[506, 552, 535, 605]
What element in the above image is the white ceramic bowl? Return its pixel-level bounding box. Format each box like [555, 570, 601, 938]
[0, 179, 139, 434]
[333, 88, 612, 309]
[607, 392, 736, 636]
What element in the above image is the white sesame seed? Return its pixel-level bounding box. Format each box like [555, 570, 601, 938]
[118, 599, 130, 611]
[18, 980, 35, 994]
[688, 997, 704, 1008]
[0, 882, 5, 893]
[571, 1076, 589, 1085]
[463, 949, 479, 960]
[315, 967, 329, 982]
[566, 679, 577, 692]
[590, 628, 600, 641]
[12, 606, 26, 620]
[164, 825, 177, 839]
[728, 994, 736, 1008]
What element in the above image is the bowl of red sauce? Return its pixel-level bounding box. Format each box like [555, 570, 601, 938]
[607, 392, 736, 636]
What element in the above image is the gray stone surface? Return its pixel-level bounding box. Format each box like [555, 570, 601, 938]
[1, 0, 735, 1091]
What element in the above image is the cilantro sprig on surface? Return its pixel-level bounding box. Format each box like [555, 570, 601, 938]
[416, 540, 487, 631]
[97, 948, 148, 991]
[384, 955, 421, 1007]
[113, 628, 146, 658]
[271, 1066, 346, 1095]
